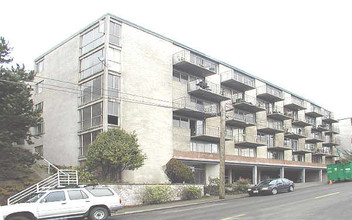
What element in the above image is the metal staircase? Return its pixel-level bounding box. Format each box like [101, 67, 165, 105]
[7, 158, 78, 205]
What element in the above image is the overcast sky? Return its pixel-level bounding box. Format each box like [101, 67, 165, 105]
[1, 0, 351, 119]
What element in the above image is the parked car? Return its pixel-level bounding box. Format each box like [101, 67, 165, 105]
[247, 178, 294, 196]
[0, 185, 122, 220]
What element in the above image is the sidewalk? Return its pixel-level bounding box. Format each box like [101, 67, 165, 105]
[113, 182, 325, 216]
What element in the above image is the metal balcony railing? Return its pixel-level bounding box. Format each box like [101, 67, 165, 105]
[285, 127, 306, 136]
[309, 132, 323, 140]
[232, 94, 265, 108]
[173, 97, 218, 114]
[188, 80, 224, 96]
[257, 85, 284, 100]
[227, 110, 256, 124]
[173, 50, 218, 73]
[267, 122, 284, 131]
[193, 125, 220, 137]
[220, 70, 255, 88]
[266, 105, 284, 115]
[284, 96, 305, 109]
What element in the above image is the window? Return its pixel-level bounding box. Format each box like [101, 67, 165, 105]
[79, 130, 101, 157]
[35, 102, 43, 113]
[81, 23, 105, 55]
[41, 191, 65, 203]
[68, 190, 88, 200]
[234, 147, 255, 157]
[86, 187, 114, 197]
[35, 122, 44, 135]
[80, 76, 102, 105]
[36, 81, 44, 94]
[108, 74, 120, 97]
[107, 47, 121, 72]
[190, 141, 218, 154]
[108, 101, 119, 125]
[36, 60, 44, 73]
[80, 50, 104, 80]
[173, 116, 189, 128]
[109, 21, 122, 46]
[268, 151, 284, 160]
[35, 145, 43, 157]
[172, 70, 198, 83]
[80, 102, 102, 130]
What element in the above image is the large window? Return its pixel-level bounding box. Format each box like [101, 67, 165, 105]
[108, 101, 119, 125]
[79, 130, 101, 157]
[107, 47, 121, 72]
[292, 154, 305, 162]
[108, 74, 120, 97]
[81, 23, 105, 55]
[234, 147, 255, 157]
[80, 76, 102, 105]
[173, 70, 198, 83]
[80, 50, 104, 80]
[36, 60, 44, 73]
[109, 21, 122, 46]
[268, 151, 284, 160]
[173, 116, 189, 128]
[35, 102, 44, 113]
[36, 81, 44, 94]
[35, 122, 44, 135]
[190, 141, 218, 154]
[79, 102, 102, 130]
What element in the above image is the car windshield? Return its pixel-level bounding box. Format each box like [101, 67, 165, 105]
[23, 192, 46, 203]
[257, 179, 275, 186]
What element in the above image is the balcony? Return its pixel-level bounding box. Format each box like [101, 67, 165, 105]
[188, 80, 230, 102]
[324, 148, 338, 158]
[257, 122, 284, 134]
[284, 96, 306, 110]
[311, 124, 329, 132]
[266, 106, 292, 121]
[322, 111, 338, 123]
[256, 85, 284, 102]
[220, 70, 255, 91]
[292, 145, 312, 154]
[305, 105, 323, 118]
[323, 136, 340, 147]
[231, 94, 266, 113]
[173, 97, 218, 119]
[312, 148, 326, 156]
[173, 50, 218, 77]
[325, 124, 340, 135]
[291, 117, 312, 127]
[225, 110, 256, 128]
[305, 133, 324, 143]
[284, 127, 307, 139]
[191, 125, 230, 142]
[268, 143, 292, 151]
[234, 134, 267, 148]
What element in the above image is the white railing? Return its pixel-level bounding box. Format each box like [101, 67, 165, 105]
[220, 70, 255, 88]
[7, 158, 78, 205]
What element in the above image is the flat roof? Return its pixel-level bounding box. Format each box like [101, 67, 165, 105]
[35, 13, 326, 110]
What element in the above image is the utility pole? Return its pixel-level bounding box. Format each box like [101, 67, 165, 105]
[219, 101, 226, 199]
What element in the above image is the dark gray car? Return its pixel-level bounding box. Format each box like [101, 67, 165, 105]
[247, 178, 295, 196]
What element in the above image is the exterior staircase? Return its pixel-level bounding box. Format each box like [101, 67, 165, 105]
[7, 158, 78, 205]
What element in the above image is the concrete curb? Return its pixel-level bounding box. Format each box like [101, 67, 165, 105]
[113, 194, 248, 216]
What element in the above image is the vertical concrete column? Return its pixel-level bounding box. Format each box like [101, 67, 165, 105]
[228, 167, 233, 184]
[301, 168, 306, 183]
[252, 166, 258, 185]
[319, 169, 323, 182]
[280, 167, 285, 178]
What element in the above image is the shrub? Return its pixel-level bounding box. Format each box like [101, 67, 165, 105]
[142, 185, 173, 204]
[208, 177, 220, 185]
[165, 159, 195, 183]
[204, 185, 219, 196]
[232, 178, 251, 193]
[183, 186, 202, 200]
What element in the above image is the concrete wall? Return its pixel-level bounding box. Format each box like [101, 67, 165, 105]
[109, 184, 204, 206]
[337, 118, 352, 151]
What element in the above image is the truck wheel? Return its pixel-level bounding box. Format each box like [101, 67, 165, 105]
[88, 206, 108, 220]
[8, 216, 31, 220]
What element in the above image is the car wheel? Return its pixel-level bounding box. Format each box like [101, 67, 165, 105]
[288, 185, 294, 192]
[271, 188, 278, 195]
[89, 206, 109, 220]
[8, 216, 31, 220]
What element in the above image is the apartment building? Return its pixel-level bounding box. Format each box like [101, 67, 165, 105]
[26, 13, 340, 184]
[337, 118, 352, 153]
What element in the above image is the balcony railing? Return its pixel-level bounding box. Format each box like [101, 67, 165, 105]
[305, 104, 323, 117]
[194, 125, 219, 137]
[284, 127, 307, 138]
[284, 96, 306, 110]
[323, 136, 341, 146]
[233, 134, 267, 147]
[325, 124, 340, 134]
[188, 80, 230, 102]
[220, 70, 255, 91]
[322, 111, 338, 123]
[173, 50, 218, 77]
[257, 85, 284, 102]
[173, 97, 218, 117]
[227, 110, 256, 124]
[231, 93, 266, 112]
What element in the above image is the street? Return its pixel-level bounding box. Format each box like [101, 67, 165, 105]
[111, 182, 352, 220]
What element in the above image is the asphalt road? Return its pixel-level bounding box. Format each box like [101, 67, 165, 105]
[110, 182, 352, 220]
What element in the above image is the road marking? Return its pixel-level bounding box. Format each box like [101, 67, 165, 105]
[315, 192, 340, 199]
[221, 214, 246, 220]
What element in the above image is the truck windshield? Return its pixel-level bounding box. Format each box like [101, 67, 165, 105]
[24, 192, 46, 203]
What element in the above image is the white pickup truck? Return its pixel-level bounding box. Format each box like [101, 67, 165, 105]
[0, 185, 122, 220]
